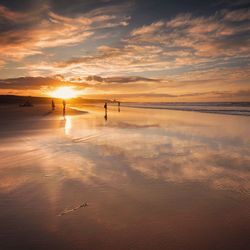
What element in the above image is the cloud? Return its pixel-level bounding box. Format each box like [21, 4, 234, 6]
[31, 6, 249, 78]
[0, 4, 27, 21]
[41, 44, 167, 76]
[0, 77, 66, 90]
[0, 73, 249, 102]
[25, 61, 249, 101]
[85, 75, 159, 84]
[0, 76, 88, 97]
[131, 21, 165, 36]
[0, 2, 131, 60]
[222, 8, 250, 22]
[129, 8, 250, 59]
[171, 66, 250, 85]
[83, 90, 250, 100]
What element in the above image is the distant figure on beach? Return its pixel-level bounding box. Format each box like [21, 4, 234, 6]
[63, 99, 66, 116]
[20, 99, 33, 107]
[118, 101, 121, 112]
[51, 99, 55, 111]
[104, 102, 108, 120]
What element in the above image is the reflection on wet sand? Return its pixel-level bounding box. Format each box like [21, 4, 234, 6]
[0, 105, 249, 250]
[64, 116, 72, 135]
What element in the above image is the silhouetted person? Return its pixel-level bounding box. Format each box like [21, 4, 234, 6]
[63, 99, 66, 116]
[104, 102, 108, 120]
[118, 101, 121, 112]
[51, 99, 55, 111]
[104, 102, 107, 112]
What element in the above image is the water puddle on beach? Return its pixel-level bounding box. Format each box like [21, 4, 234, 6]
[0, 104, 250, 250]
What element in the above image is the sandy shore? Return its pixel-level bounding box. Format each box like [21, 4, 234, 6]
[0, 104, 88, 119]
[0, 104, 88, 138]
[0, 104, 249, 250]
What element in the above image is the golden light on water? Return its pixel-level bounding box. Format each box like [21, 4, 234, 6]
[49, 86, 79, 99]
[64, 116, 72, 135]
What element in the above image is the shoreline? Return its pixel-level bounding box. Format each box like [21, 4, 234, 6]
[118, 104, 250, 117]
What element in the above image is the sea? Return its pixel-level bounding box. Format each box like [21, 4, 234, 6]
[121, 102, 250, 116]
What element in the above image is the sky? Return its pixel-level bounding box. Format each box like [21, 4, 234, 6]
[0, 0, 249, 101]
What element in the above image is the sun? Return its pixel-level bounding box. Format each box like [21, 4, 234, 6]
[49, 86, 79, 99]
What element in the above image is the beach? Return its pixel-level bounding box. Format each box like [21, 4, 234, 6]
[0, 104, 250, 250]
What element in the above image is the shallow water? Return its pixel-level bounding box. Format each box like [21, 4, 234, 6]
[123, 102, 250, 116]
[0, 104, 250, 250]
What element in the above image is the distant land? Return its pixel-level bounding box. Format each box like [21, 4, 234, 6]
[1, 95, 250, 107]
[0, 95, 110, 105]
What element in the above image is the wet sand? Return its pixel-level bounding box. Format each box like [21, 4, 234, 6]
[0, 104, 250, 250]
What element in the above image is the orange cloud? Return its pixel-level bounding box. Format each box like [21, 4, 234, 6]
[23, 7, 249, 78]
[0, 4, 27, 21]
[0, 3, 131, 60]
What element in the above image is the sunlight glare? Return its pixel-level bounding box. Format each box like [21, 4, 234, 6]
[49, 86, 79, 99]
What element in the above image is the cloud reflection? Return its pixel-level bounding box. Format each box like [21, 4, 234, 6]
[0, 107, 249, 196]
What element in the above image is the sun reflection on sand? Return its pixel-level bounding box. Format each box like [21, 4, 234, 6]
[64, 116, 72, 135]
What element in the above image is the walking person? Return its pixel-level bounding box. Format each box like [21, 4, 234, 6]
[63, 99, 66, 116]
[51, 99, 55, 111]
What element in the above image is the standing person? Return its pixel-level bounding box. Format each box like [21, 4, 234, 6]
[51, 99, 55, 111]
[104, 102, 107, 112]
[62, 99, 66, 116]
[118, 101, 120, 112]
[104, 102, 108, 120]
